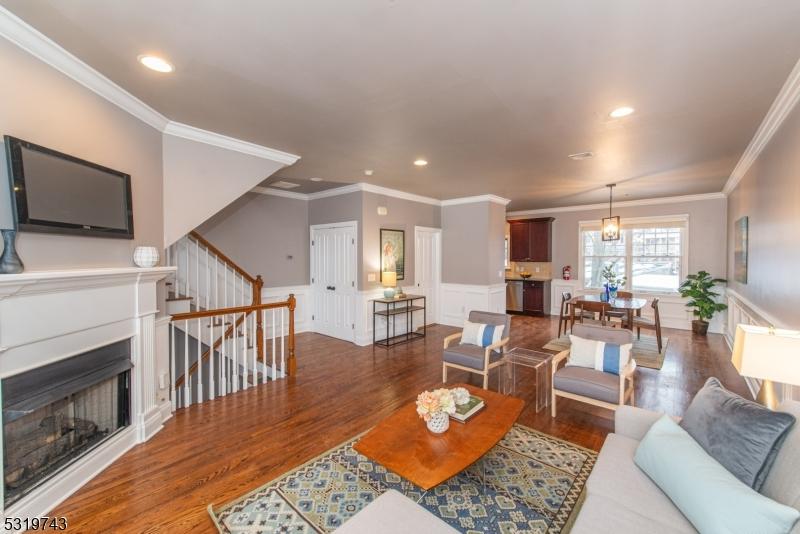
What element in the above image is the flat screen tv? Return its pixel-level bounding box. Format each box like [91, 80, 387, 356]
[4, 136, 134, 239]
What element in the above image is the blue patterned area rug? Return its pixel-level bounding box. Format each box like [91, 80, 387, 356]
[209, 424, 596, 534]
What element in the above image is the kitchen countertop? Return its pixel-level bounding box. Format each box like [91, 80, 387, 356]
[505, 277, 552, 282]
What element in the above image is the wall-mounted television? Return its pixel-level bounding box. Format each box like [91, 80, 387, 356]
[4, 136, 134, 239]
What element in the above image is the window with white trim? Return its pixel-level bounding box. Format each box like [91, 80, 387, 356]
[580, 216, 688, 293]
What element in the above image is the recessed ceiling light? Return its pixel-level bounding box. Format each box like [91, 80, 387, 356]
[364, 169, 374, 176]
[414, 159, 428, 167]
[138, 55, 174, 73]
[568, 151, 594, 161]
[609, 106, 635, 118]
[310, 177, 323, 182]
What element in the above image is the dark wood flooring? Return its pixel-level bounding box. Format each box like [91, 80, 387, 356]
[53, 315, 748, 533]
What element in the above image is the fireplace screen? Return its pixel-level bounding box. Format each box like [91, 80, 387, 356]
[2, 339, 131, 507]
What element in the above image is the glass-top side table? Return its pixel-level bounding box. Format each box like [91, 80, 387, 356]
[499, 347, 554, 412]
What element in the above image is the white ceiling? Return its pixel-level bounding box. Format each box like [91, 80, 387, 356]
[3, 0, 800, 210]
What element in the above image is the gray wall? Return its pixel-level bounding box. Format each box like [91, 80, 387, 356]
[442, 202, 506, 286]
[361, 192, 440, 290]
[0, 40, 164, 269]
[195, 193, 310, 287]
[519, 197, 728, 281]
[727, 102, 800, 327]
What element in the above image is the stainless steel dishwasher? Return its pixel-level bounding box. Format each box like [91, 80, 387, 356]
[506, 280, 523, 312]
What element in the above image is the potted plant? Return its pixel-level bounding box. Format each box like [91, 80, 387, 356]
[678, 270, 727, 335]
[601, 264, 627, 299]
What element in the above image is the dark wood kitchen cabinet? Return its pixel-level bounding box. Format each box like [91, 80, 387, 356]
[522, 281, 544, 314]
[508, 217, 554, 262]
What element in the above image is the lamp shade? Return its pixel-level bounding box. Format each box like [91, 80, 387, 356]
[381, 271, 397, 287]
[731, 325, 800, 385]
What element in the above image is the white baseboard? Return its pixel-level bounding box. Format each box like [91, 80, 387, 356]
[440, 283, 507, 327]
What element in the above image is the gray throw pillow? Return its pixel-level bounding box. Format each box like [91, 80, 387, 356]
[680, 377, 795, 491]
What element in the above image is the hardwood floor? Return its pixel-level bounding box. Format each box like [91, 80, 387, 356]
[53, 315, 748, 533]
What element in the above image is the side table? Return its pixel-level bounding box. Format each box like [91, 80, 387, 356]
[499, 347, 553, 412]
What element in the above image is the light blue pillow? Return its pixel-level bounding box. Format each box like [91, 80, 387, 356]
[635, 415, 799, 534]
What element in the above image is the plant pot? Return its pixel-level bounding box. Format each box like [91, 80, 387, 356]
[426, 412, 450, 434]
[692, 320, 709, 336]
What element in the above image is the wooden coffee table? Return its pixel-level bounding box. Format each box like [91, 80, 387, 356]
[354, 383, 524, 490]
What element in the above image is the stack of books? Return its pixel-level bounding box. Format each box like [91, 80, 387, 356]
[450, 395, 485, 423]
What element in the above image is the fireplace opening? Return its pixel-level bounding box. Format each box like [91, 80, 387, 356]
[2, 339, 132, 507]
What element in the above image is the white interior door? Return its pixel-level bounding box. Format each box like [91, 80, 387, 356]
[414, 226, 441, 325]
[311, 222, 357, 341]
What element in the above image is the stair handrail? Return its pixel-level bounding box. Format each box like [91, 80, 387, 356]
[170, 295, 297, 399]
[188, 230, 257, 285]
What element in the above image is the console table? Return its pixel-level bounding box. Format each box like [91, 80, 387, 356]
[372, 294, 426, 347]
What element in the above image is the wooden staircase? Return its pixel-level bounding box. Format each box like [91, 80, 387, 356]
[166, 231, 295, 409]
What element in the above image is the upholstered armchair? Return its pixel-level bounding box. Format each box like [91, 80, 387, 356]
[551, 324, 636, 417]
[442, 311, 511, 389]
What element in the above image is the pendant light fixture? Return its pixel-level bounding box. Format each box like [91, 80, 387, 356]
[602, 184, 621, 241]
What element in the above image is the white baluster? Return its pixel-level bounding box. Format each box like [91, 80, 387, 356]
[196, 317, 202, 403]
[205, 246, 210, 311]
[262, 308, 268, 384]
[271, 309, 277, 381]
[220, 314, 227, 396]
[195, 239, 199, 302]
[215, 254, 219, 309]
[251, 311, 257, 385]
[170, 322, 176, 411]
[242, 311, 249, 390]
[281, 307, 285, 372]
[224, 265, 228, 308]
[184, 320, 191, 407]
[185, 241, 190, 299]
[209, 314, 215, 400]
[232, 313, 239, 393]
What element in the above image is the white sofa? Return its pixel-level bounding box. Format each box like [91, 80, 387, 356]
[572, 401, 800, 533]
[335, 489, 458, 533]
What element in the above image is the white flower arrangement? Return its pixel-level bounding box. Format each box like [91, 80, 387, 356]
[451, 387, 471, 406]
[415, 388, 457, 422]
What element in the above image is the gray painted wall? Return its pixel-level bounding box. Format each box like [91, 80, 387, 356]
[442, 202, 505, 286]
[361, 192, 440, 290]
[727, 102, 800, 327]
[195, 193, 310, 287]
[520, 197, 728, 281]
[0, 40, 164, 269]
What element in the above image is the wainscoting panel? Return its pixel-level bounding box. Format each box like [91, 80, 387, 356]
[261, 285, 312, 337]
[440, 283, 507, 328]
[724, 289, 799, 402]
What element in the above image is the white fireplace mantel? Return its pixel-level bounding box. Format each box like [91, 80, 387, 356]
[0, 266, 175, 519]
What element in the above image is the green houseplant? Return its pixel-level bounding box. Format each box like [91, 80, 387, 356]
[678, 270, 727, 335]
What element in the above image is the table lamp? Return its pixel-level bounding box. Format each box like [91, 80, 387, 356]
[731, 324, 800, 410]
[382, 271, 397, 299]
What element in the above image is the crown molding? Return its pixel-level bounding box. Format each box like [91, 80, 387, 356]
[306, 183, 363, 200]
[250, 186, 308, 200]
[0, 6, 169, 131]
[163, 122, 299, 165]
[441, 194, 511, 207]
[506, 192, 725, 218]
[723, 57, 800, 196]
[358, 183, 441, 206]
[0, 6, 299, 166]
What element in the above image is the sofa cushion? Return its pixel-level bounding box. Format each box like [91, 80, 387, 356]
[762, 401, 800, 515]
[635, 415, 799, 534]
[586, 433, 696, 532]
[571, 493, 694, 534]
[679, 377, 796, 490]
[554, 366, 619, 404]
[443, 344, 502, 370]
[334, 489, 458, 534]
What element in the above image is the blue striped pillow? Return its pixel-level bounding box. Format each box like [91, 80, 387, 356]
[567, 335, 632, 375]
[461, 320, 506, 353]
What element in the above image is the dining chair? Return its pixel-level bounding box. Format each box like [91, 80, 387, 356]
[631, 298, 662, 352]
[558, 292, 594, 337]
[607, 291, 633, 326]
[572, 300, 614, 327]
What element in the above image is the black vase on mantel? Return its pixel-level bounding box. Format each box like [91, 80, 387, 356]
[0, 229, 24, 274]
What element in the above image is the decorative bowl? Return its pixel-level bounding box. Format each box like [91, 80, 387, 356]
[519, 273, 532, 279]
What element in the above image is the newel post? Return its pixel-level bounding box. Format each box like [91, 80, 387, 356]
[254, 275, 264, 361]
[287, 293, 297, 376]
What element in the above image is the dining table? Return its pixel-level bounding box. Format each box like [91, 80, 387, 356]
[568, 294, 648, 331]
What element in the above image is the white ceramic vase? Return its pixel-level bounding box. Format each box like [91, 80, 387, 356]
[133, 246, 160, 268]
[426, 411, 450, 434]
